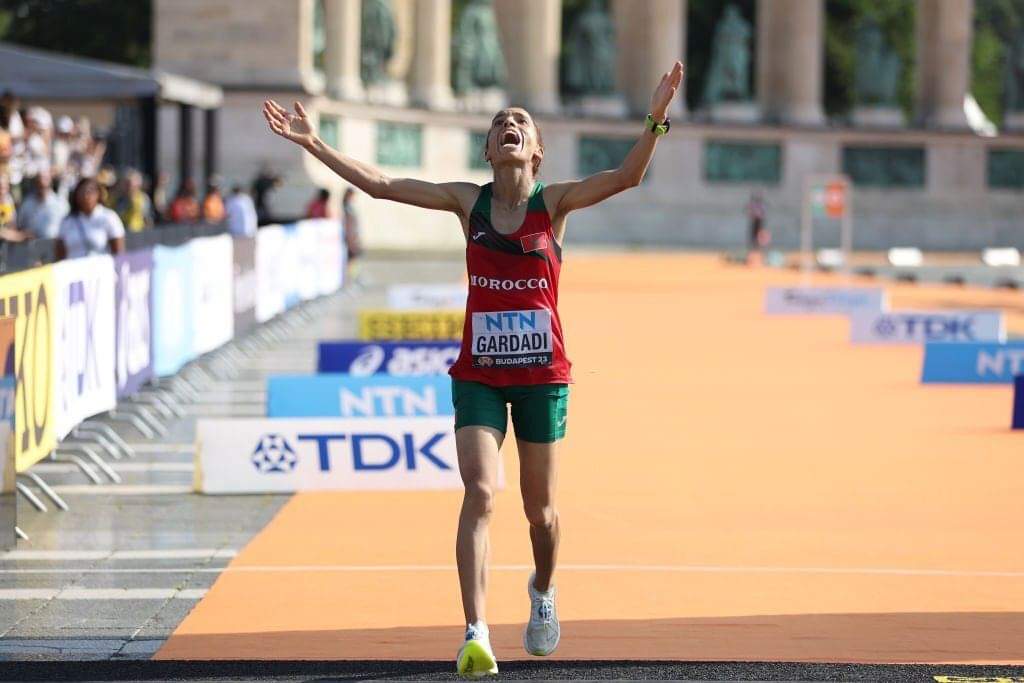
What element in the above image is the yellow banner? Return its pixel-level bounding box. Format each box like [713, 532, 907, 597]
[0, 266, 56, 472]
[358, 309, 464, 341]
[0, 317, 13, 492]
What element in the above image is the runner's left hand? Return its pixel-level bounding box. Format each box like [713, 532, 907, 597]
[650, 61, 684, 122]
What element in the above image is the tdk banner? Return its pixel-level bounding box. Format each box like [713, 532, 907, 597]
[849, 310, 1005, 344]
[268, 374, 453, 418]
[921, 341, 1024, 383]
[317, 341, 460, 375]
[764, 287, 888, 315]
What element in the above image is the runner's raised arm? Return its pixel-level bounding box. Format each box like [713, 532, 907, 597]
[262, 99, 477, 216]
[543, 61, 683, 219]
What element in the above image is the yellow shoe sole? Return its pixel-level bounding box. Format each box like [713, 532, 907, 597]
[456, 639, 499, 678]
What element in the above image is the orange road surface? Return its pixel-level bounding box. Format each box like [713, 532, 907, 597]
[158, 254, 1024, 664]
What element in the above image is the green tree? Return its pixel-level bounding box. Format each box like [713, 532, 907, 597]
[0, 0, 151, 67]
[972, 0, 1024, 126]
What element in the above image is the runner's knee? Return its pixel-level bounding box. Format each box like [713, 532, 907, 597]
[463, 482, 495, 518]
[524, 503, 556, 530]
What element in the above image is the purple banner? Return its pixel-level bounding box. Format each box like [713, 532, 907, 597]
[233, 236, 257, 336]
[115, 249, 154, 397]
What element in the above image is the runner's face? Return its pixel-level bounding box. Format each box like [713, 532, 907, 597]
[486, 108, 541, 173]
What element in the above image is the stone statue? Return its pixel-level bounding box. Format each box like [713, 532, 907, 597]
[563, 0, 617, 96]
[452, 0, 506, 94]
[1004, 29, 1024, 113]
[361, 0, 396, 85]
[853, 19, 901, 107]
[703, 5, 752, 105]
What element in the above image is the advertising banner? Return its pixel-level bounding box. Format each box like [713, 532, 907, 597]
[318, 341, 460, 375]
[764, 287, 888, 315]
[114, 249, 154, 397]
[387, 284, 467, 311]
[268, 375, 453, 418]
[196, 416, 498, 494]
[280, 223, 304, 310]
[232, 236, 257, 336]
[1014, 376, 1024, 430]
[850, 310, 1006, 345]
[52, 255, 117, 439]
[291, 221, 321, 302]
[191, 235, 234, 355]
[313, 218, 344, 295]
[0, 266, 55, 471]
[921, 341, 1024, 384]
[0, 317, 14, 495]
[152, 244, 195, 376]
[255, 225, 287, 322]
[358, 310, 464, 340]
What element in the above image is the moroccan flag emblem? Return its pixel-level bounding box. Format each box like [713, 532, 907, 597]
[521, 232, 548, 253]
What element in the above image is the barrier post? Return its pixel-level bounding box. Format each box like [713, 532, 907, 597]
[1013, 375, 1024, 430]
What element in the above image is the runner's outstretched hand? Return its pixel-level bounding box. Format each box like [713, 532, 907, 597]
[263, 100, 316, 148]
[650, 61, 684, 121]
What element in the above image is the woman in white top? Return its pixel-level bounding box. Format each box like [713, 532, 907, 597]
[58, 177, 125, 260]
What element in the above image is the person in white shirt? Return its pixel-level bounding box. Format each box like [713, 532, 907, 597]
[58, 177, 125, 259]
[18, 171, 67, 240]
[224, 184, 257, 237]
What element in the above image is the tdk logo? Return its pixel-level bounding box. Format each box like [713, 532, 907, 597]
[297, 432, 452, 472]
[873, 314, 978, 341]
[252, 434, 298, 473]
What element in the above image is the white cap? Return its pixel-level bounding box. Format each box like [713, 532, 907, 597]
[57, 115, 74, 134]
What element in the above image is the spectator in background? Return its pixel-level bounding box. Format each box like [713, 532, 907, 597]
[252, 164, 282, 224]
[21, 107, 51, 183]
[305, 188, 333, 219]
[225, 184, 257, 237]
[0, 127, 11, 183]
[115, 169, 153, 233]
[18, 170, 67, 240]
[151, 171, 170, 222]
[169, 178, 200, 223]
[51, 115, 74, 180]
[57, 177, 125, 259]
[0, 93, 23, 140]
[746, 191, 768, 252]
[342, 186, 363, 281]
[0, 174, 16, 234]
[202, 177, 226, 223]
[96, 165, 117, 207]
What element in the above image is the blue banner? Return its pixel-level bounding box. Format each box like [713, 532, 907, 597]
[268, 375, 453, 418]
[921, 341, 1024, 383]
[317, 341, 460, 375]
[152, 244, 195, 376]
[1014, 376, 1024, 430]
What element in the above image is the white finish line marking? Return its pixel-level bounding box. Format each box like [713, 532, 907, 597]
[0, 563, 1021, 578]
[0, 588, 207, 600]
[1, 548, 237, 561]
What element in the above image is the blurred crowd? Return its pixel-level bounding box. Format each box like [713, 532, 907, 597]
[0, 93, 263, 258]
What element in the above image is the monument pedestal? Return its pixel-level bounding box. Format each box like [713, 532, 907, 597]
[455, 88, 507, 113]
[365, 80, 409, 108]
[707, 101, 760, 124]
[565, 95, 628, 119]
[852, 106, 904, 129]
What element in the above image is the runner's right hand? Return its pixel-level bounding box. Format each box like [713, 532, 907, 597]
[263, 100, 316, 148]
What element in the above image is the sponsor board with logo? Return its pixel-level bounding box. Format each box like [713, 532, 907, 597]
[115, 249, 154, 397]
[764, 287, 888, 315]
[358, 310, 464, 340]
[153, 244, 196, 376]
[52, 255, 117, 439]
[921, 341, 1024, 384]
[195, 416, 502, 493]
[190, 235, 234, 355]
[312, 218, 345, 296]
[387, 284, 467, 311]
[268, 375, 453, 418]
[0, 266, 56, 471]
[317, 341, 460, 375]
[850, 310, 1006, 344]
[0, 318, 14, 497]
[232, 236, 257, 336]
[255, 225, 287, 322]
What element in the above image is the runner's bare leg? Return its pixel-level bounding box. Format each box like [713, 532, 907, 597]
[518, 439, 559, 592]
[455, 425, 503, 625]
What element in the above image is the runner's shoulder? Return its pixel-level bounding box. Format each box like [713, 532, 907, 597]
[440, 182, 484, 216]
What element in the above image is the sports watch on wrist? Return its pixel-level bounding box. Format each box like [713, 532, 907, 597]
[645, 114, 671, 136]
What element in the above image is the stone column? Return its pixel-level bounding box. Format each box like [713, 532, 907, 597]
[613, 0, 687, 118]
[757, 0, 825, 126]
[410, 0, 455, 109]
[324, 0, 364, 100]
[494, 0, 561, 114]
[916, 0, 973, 129]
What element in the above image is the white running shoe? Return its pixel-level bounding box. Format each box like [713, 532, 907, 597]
[456, 622, 498, 678]
[523, 572, 560, 656]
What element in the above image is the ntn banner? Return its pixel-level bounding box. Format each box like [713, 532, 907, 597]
[195, 416, 501, 494]
[267, 374, 453, 417]
[358, 310, 464, 340]
[317, 340, 460, 375]
[152, 244, 195, 376]
[764, 287, 888, 315]
[850, 310, 1006, 344]
[52, 255, 117, 439]
[921, 341, 1024, 384]
[0, 265, 56, 471]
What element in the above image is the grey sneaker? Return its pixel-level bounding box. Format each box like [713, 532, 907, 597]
[523, 572, 560, 656]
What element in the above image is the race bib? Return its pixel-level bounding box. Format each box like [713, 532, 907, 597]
[471, 309, 553, 369]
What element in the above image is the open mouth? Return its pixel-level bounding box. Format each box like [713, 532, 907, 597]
[500, 129, 521, 149]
